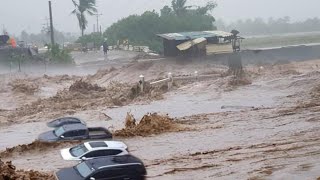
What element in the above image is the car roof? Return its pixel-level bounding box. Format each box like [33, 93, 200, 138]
[62, 123, 87, 131]
[55, 117, 81, 121]
[84, 141, 127, 151]
[87, 155, 144, 169]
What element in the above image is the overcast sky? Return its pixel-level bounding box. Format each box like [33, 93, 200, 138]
[1, 0, 319, 36]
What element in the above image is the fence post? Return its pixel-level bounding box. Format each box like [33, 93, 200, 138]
[139, 75, 145, 93]
[194, 71, 198, 81]
[168, 72, 173, 90]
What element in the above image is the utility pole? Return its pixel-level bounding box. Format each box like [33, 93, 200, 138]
[48, 1, 55, 45]
[93, 13, 102, 34]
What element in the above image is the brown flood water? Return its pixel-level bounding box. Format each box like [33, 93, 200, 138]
[1, 55, 320, 179]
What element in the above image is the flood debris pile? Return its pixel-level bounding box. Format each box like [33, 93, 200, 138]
[9, 79, 39, 95]
[115, 113, 184, 137]
[69, 79, 106, 93]
[0, 159, 54, 180]
[6, 77, 171, 120]
[130, 82, 167, 102]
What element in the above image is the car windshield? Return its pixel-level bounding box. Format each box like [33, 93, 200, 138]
[54, 126, 65, 137]
[75, 162, 94, 178]
[70, 144, 89, 157]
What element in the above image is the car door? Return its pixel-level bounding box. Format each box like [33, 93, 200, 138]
[73, 130, 87, 140]
[61, 131, 75, 140]
[91, 167, 127, 180]
[84, 151, 100, 159]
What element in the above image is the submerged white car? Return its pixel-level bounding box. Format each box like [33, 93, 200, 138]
[60, 141, 129, 161]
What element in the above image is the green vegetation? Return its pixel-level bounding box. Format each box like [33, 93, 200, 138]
[71, 0, 97, 36]
[104, 0, 217, 53]
[45, 44, 74, 64]
[76, 32, 104, 47]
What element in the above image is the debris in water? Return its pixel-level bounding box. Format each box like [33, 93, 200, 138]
[69, 79, 106, 93]
[0, 159, 54, 180]
[9, 79, 39, 95]
[0, 141, 79, 158]
[115, 113, 185, 137]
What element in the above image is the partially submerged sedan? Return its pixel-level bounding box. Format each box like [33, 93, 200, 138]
[38, 124, 112, 142]
[47, 117, 86, 128]
[60, 141, 128, 161]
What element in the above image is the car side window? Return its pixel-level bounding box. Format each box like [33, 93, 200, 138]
[85, 151, 99, 158]
[104, 150, 123, 156]
[63, 131, 73, 137]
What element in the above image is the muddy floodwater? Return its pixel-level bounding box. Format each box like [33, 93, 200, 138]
[0, 51, 320, 179]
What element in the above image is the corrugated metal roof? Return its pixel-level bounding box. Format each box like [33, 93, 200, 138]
[204, 31, 233, 37]
[157, 31, 232, 41]
[177, 38, 207, 51]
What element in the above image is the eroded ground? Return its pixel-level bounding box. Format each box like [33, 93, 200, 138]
[0, 51, 320, 179]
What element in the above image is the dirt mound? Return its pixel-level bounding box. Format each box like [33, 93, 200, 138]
[9, 79, 39, 95]
[0, 141, 78, 158]
[0, 159, 54, 180]
[69, 79, 106, 93]
[115, 113, 184, 137]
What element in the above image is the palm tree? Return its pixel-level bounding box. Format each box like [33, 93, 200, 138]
[71, 0, 97, 36]
[171, 0, 191, 16]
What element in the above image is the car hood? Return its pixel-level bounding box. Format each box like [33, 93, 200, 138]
[38, 131, 59, 142]
[60, 148, 79, 161]
[56, 167, 84, 180]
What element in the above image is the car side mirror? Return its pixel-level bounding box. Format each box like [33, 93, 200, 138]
[81, 157, 87, 161]
[90, 177, 95, 180]
[60, 135, 65, 139]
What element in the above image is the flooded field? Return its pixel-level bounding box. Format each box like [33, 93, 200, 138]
[0, 51, 320, 179]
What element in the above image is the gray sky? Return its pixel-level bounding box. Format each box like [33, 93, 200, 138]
[1, 0, 319, 36]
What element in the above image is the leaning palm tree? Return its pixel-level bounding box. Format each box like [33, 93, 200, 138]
[171, 0, 191, 16]
[71, 0, 97, 36]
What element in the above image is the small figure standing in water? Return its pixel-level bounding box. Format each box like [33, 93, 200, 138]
[103, 40, 108, 55]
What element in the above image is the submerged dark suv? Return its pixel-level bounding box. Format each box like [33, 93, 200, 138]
[55, 155, 147, 180]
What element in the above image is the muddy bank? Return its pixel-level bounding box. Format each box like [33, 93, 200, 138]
[0, 159, 54, 180]
[115, 113, 186, 137]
